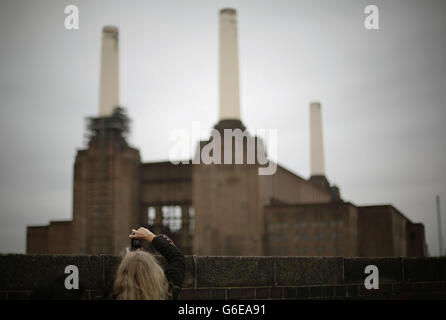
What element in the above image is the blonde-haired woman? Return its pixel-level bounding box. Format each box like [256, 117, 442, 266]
[113, 227, 185, 300]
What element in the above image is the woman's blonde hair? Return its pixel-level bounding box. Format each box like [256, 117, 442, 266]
[113, 250, 171, 300]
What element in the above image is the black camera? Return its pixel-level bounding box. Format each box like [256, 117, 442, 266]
[130, 232, 142, 251]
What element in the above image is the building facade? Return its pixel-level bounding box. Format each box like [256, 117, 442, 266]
[26, 9, 427, 257]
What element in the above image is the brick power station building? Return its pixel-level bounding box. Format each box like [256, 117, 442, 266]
[27, 9, 427, 257]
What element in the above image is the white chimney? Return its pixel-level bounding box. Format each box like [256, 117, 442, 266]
[310, 101, 325, 176]
[98, 26, 119, 117]
[219, 8, 241, 120]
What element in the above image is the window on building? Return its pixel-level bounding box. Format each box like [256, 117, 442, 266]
[337, 220, 346, 228]
[332, 220, 345, 228]
[270, 234, 284, 243]
[147, 206, 155, 226]
[333, 245, 345, 255]
[333, 245, 344, 255]
[293, 221, 308, 229]
[162, 205, 182, 232]
[269, 223, 286, 232]
[188, 206, 195, 235]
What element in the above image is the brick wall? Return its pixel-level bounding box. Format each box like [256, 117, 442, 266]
[406, 223, 426, 256]
[358, 206, 411, 256]
[0, 255, 445, 300]
[265, 202, 359, 257]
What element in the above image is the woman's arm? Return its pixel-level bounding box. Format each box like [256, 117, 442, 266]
[151, 235, 185, 295]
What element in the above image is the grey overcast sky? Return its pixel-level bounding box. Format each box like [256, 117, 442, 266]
[0, 0, 445, 255]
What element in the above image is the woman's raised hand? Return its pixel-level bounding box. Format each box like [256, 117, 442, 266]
[129, 227, 156, 243]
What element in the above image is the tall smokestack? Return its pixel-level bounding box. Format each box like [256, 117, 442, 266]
[99, 26, 119, 117]
[310, 101, 325, 176]
[219, 8, 241, 120]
